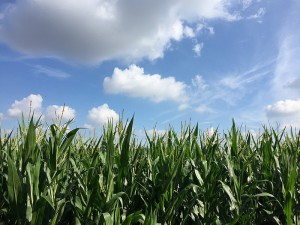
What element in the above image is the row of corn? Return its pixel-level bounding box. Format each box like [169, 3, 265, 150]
[0, 117, 299, 224]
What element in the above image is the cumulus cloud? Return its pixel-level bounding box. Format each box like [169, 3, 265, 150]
[7, 94, 43, 119]
[266, 99, 300, 118]
[46, 105, 76, 120]
[0, 0, 240, 64]
[87, 104, 119, 126]
[103, 64, 189, 105]
[0, 113, 3, 122]
[193, 43, 204, 56]
[266, 99, 300, 128]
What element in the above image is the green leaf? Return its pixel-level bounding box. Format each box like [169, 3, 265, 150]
[220, 181, 238, 212]
[60, 128, 80, 152]
[102, 212, 113, 225]
[7, 155, 23, 219]
[31, 197, 52, 225]
[122, 211, 145, 225]
[22, 117, 37, 172]
[105, 192, 125, 212]
[253, 192, 274, 198]
[118, 116, 134, 191]
[50, 199, 66, 225]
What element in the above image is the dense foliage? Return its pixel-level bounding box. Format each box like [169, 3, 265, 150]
[0, 117, 299, 224]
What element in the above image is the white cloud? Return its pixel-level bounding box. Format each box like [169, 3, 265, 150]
[285, 78, 300, 90]
[145, 129, 166, 137]
[46, 105, 75, 121]
[83, 123, 94, 129]
[271, 1, 300, 100]
[34, 65, 71, 78]
[176, 0, 240, 21]
[103, 64, 189, 105]
[196, 23, 215, 35]
[195, 105, 212, 113]
[178, 103, 189, 111]
[87, 104, 119, 126]
[272, 35, 300, 99]
[7, 94, 43, 119]
[188, 61, 273, 111]
[193, 42, 204, 56]
[242, 0, 253, 10]
[0, 0, 240, 64]
[205, 127, 215, 137]
[242, 129, 260, 140]
[220, 69, 269, 90]
[192, 75, 208, 91]
[183, 26, 195, 38]
[0, 113, 3, 122]
[266, 99, 300, 128]
[266, 99, 300, 118]
[171, 20, 184, 41]
[247, 7, 265, 20]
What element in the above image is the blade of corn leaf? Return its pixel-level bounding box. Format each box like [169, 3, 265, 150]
[60, 128, 80, 153]
[7, 155, 23, 219]
[102, 212, 113, 225]
[220, 181, 238, 211]
[117, 116, 134, 191]
[22, 117, 36, 172]
[122, 210, 145, 225]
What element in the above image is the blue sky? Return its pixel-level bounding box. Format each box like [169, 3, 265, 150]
[0, 0, 300, 133]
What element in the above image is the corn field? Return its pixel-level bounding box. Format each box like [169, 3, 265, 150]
[0, 117, 299, 225]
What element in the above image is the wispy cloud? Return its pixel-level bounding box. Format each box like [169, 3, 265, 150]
[271, 0, 300, 101]
[162, 113, 186, 125]
[272, 37, 300, 99]
[195, 104, 213, 114]
[196, 23, 215, 35]
[153, 58, 275, 127]
[220, 69, 270, 90]
[178, 58, 275, 127]
[193, 59, 274, 105]
[192, 75, 208, 92]
[34, 65, 71, 79]
[242, 0, 253, 10]
[247, 8, 265, 22]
